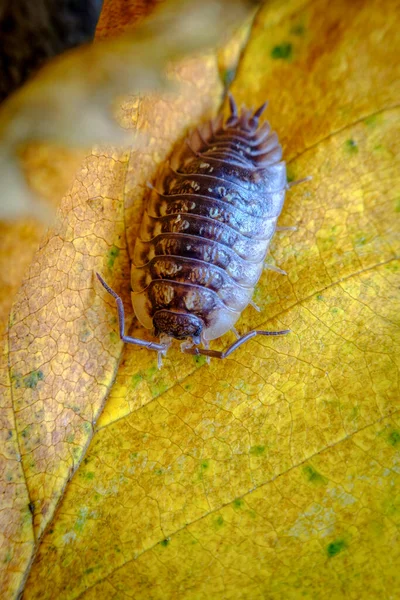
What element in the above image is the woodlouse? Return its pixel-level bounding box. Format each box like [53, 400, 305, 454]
[97, 95, 309, 363]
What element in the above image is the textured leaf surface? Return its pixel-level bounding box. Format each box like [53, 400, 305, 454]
[0, 1, 256, 597]
[1, 0, 399, 598]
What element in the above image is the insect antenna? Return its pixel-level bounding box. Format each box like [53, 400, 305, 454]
[182, 328, 290, 360]
[287, 175, 312, 188]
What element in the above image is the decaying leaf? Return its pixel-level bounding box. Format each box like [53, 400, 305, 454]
[0, 1, 258, 597]
[1, 0, 399, 598]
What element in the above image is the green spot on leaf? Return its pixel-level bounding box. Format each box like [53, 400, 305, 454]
[149, 379, 169, 397]
[345, 139, 358, 153]
[290, 24, 305, 36]
[86, 472, 95, 480]
[79, 328, 91, 342]
[271, 42, 292, 60]
[215, 515, 224, 528]
[131, 373, 143, 388]
[222, 68, 236, 87]
[364, 114, 380, 127]
[286, 169, 295, 183]
[107, 245, 120, 269]
[109, 331, 118, 343]
[385, 262, 399, 273]
[23, 370, 44, 389]
[194, 354, 207, 366]
[160, 538, 170, 547]
[83, 422, 92, 433]
[249, 445, 265, 456]
[388, 430, 400, 446]
[303, 465, 328, 485]
[199, 460, 209, 479]
[327, 539, 347, 557]
[233, 498, 244, 509]
[355, 235, 367, 246]
[74, 508, 89, 533]
[394, 198, 400, 213]
[382, 495, 400, 517]
[10, 371, 21, 388]
[350, 406, 359, 421]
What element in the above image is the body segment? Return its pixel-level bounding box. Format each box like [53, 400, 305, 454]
[131, 97, 287, 343]
[97, 96, 297, 360]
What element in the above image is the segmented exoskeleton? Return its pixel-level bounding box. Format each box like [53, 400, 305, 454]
[97, 95, 309, 363]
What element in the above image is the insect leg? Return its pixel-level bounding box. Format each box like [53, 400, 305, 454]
[287, 175, 312, 189]
[96, 273, 167, 353]
[276, 225, 297, 232]
[201, 338, 211, 365]
[264, 263, 287, 275]
[182, 329, 290, 359]
[248, 299, 261, 312]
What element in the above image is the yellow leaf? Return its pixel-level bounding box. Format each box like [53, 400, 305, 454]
[1, 0, 399, 598]
[0, 1, 257, 598]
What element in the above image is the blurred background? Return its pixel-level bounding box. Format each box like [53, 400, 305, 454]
[0, 0, 104, 103]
